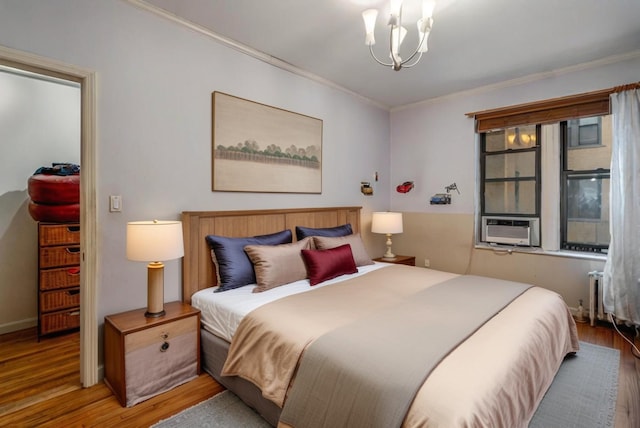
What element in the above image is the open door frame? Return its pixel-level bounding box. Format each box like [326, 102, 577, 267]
[0, 45, 98, 387]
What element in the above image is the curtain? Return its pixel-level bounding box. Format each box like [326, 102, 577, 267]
[603, 85, 640, 325]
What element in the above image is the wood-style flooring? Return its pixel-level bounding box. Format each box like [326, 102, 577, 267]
[0, 322, 638, 427]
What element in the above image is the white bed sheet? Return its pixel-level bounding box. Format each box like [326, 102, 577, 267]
[191, 263, 387, 342]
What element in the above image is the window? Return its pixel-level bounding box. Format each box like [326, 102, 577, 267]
[561, 115, 611, 253]
[477, 115, 611, 253]
[470, 88, 616, 255]
[567, 117, 602, 147]
[481, 125, 540, 216]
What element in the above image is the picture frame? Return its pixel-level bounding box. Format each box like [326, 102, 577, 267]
[212, 92, 323, 193]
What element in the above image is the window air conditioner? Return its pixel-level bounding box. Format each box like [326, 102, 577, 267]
[481, 216, 540, 247]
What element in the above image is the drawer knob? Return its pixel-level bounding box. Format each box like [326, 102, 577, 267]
[160, 341, 170, 352]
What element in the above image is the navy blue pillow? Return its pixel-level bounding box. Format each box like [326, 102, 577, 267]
[205, 230, 292, 292]
[295, 224, 353, 241]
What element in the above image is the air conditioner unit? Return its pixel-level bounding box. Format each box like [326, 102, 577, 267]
[481, 216, 540, 246]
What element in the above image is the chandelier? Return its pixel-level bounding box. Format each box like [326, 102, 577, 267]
[362, 0, 436, 71]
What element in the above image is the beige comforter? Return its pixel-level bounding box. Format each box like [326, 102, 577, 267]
[222, 265, 579, 427]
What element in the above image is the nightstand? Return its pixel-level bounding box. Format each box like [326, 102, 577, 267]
[104, 301, 201, 407]
[373, 255, 416, 266]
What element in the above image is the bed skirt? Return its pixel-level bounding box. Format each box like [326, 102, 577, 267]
[201, 328, 281, 426]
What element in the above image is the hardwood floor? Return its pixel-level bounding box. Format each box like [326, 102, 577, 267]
[0, 328, 223, 427]
[0, 323, 638, 427]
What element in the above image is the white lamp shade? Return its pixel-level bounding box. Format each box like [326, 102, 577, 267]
[390, 0, 404, 18]
[127, 220, 184, 262]
[391, 26, 407, 55]
[422, 0, 436, 18]
[362, 9, 378, 45]
[417, 25, 430, 52]
[371, 212, 403, 234]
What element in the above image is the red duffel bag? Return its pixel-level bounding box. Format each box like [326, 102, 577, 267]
[28, 173, 80, 205]
[28, 201, 80, 223]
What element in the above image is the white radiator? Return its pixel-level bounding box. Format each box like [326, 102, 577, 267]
[588, 271, 606, 326]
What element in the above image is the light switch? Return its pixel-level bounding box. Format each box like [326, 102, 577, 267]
[109, 195, 122, 212]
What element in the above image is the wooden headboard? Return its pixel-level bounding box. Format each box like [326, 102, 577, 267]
[181, 206, 362, 303]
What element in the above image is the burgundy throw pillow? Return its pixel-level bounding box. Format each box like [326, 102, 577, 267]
[301, 244, 358, 286]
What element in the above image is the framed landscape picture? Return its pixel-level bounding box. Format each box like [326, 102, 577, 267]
[212, 92, 323, 193]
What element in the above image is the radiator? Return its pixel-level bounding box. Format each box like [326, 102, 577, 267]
[588, 271, 606, 326]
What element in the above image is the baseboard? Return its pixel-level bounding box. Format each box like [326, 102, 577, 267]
[0, 317, 37, 335]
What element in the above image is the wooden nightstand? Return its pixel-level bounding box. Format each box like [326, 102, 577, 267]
[373, 255, 416, 266]
[104, 301, 201, 407]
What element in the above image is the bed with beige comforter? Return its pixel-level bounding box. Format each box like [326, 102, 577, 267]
[216, 265, 579, 428]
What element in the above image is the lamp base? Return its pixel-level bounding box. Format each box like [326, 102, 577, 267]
[382, 234, 396, 260]
[144, 309, 166, 318]
[381, 256, 397, 261]
[146, 262, 165, 318]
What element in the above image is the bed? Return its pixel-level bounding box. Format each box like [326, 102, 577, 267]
[181, 207, 579, 428]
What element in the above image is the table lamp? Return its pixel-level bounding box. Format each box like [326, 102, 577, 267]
[126, 220, 184, 317]
[371, 212, 403, 260]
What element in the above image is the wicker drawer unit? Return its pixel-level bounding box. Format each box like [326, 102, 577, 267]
[104, 302, 201, 407]
[38, 222, 81, 338]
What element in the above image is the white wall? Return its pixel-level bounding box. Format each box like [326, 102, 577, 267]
[0, 70, 80, 333]
[0, 0, 390, 341]
[389, 54, 640, 309]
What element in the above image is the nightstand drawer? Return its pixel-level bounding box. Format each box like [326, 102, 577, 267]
[124, 316, 196, 351]
[123, 316, 198, 406]
[40, 287, 80, 312]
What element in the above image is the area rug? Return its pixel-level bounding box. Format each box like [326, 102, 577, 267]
[530, 341, 619, 427]
[151, 341, 619, 428]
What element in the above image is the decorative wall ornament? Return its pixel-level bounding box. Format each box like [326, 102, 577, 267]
[396, 181, 414, 193]
[361, 181, 373, 195]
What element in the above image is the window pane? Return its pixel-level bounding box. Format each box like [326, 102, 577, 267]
[485, 125, 537, 152]
[484, 181, 537, 215]
[565, 175, 610, 247]
[566, 115, 612, 170]
[485, 151, 536, 179]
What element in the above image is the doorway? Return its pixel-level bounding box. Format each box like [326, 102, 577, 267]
[0, 45, 98, 387]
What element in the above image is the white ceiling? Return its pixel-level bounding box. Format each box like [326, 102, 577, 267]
[140, 0, 640, 109]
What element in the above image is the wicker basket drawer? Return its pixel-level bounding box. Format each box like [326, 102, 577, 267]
[39, 223, 80, 246]
[40, 266, 80, 290]
[40, 245, 81, 268]
[40, 287, 80, 312]
[40, 307, 80, 335]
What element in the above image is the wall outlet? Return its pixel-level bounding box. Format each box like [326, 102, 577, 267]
[424, 258, 430, 268]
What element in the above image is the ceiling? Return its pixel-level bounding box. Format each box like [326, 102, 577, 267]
[140, 0, 640, 109]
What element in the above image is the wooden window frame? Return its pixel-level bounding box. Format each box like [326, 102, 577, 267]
[467, 89, 611, 132]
